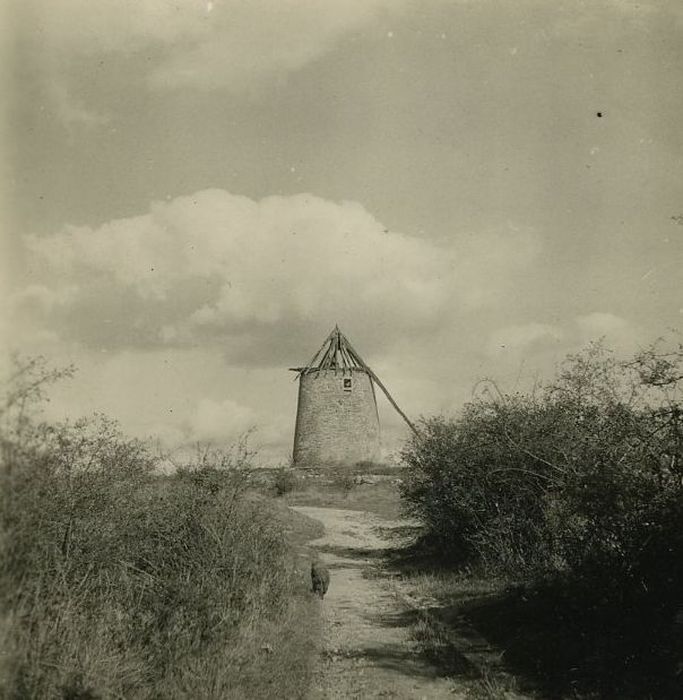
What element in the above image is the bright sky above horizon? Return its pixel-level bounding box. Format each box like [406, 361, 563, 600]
[2, 0, 682, 463]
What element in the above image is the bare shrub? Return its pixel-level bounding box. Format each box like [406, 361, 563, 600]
[401, 337, 683, 604]
[330, 466, 355, 496]
[273, 465, 300, 496]
[0, 357, 314, 698]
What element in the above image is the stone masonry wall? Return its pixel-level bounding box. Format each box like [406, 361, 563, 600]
[293, 369, 381, 466]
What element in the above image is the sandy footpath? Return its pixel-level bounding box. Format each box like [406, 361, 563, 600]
[291, 506, 463, 699]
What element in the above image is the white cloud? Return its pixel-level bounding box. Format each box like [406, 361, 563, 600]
[486, 322, 564, 357]
[10, 190, 542, 460]
[481, 312, 642, 391]
[11, 284, 75, 313]
[574, 311, 639, 351]
[20, 0, 212, 54]
[150, 0, 396, 91]
[189, 397, 256, 443]
[20, 344, 297, 463]
[17, 189, 540, 364]
[21, 0, 401, 92]
[487, 313, 640, 361]
[48, 83, 109, 131]
[479, 313, 642, 395]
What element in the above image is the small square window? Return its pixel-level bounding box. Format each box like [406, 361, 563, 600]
[343, 378, 352, 392]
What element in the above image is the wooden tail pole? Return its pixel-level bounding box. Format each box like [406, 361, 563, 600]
[341, 334, 420, 436]
[367, 367, 420, 437]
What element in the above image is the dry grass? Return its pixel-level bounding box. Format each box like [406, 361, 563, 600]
[392, 559, 683, 699]
[0, 357, 327, 699]
[1, 445, 324, 699]
[279, 470, 404, 520]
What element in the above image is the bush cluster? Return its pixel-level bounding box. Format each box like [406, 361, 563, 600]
[400, 339, 683, 607]
[273, 465, 300, 496]
[0, 358, 307, 698]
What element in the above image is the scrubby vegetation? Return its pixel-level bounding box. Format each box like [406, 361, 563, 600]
[0, 357, 320, 699]
[282, 472, 403, 520]
[273, 465, 300, 496]
[400, 337, 683, 697]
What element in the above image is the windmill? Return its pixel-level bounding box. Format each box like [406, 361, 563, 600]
[290, 325, 416, 466]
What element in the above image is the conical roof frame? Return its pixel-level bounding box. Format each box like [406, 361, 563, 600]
[290, 325, 419, 435]
[291, 325, 370, 375]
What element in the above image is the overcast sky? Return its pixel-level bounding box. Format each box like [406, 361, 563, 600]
[2, 0, 682, 463]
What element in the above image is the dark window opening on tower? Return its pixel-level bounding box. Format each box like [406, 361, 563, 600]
[343, 377, 353, 392]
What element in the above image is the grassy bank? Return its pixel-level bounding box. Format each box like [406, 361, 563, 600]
[1, 458, 323, 699]
[261, 464, 405, 520]
[284, 478, 403, 520]
[0, 358, 323, 699]
[392, 561, 683, 699]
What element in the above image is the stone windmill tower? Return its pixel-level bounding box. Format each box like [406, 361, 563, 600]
[291, 326, 416, 466]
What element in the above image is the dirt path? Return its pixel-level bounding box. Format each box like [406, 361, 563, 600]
[292, 506, 464, 699]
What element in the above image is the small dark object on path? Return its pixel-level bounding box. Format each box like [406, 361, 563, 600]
[311, 562, 330, 598]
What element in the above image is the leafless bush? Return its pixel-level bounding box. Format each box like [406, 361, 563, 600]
[401, 337, 683, 606]
[0, 356, 311, 698]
